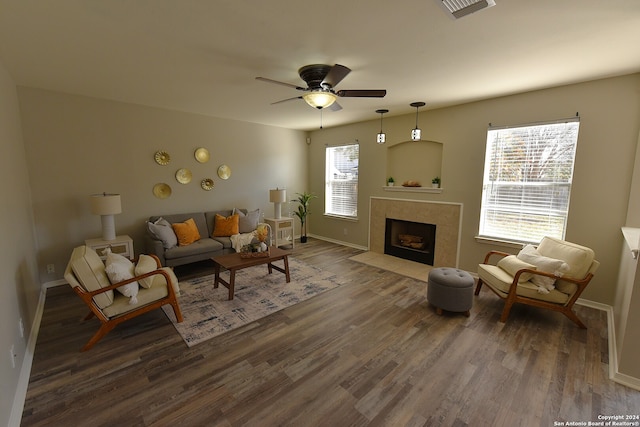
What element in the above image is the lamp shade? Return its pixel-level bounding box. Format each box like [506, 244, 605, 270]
[269, 188, 287, 219]
[90, 193, 122, 241]
[302, 91, 337, 109]
[269, 189, 287, 203]
[90, 193, 122, 215]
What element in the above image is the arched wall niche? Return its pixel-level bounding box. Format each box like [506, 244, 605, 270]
[386, 140, 443, 187]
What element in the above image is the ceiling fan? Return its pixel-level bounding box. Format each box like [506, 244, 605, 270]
[256, 64, 386, 111]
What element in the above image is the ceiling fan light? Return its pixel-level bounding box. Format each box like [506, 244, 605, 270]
[302, 91, 337, 109]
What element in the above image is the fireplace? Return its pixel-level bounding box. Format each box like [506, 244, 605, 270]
[385, 218, 436, 265]
[369, 197, 462, 268]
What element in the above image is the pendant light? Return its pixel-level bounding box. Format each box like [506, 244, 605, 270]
[375, 109, 389, 144]
[410, 101, 425, 141]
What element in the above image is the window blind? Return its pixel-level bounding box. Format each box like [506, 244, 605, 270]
[479, 119, 579, 243]
[325, 143, 359, 218]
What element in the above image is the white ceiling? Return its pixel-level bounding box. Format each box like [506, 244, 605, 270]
[1, 0, 639, 131]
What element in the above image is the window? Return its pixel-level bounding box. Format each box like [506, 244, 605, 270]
[478, 118, 580, 244]
[325, 143, 359, 218]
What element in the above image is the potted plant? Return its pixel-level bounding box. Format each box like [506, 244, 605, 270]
[432, 176, 441, 188]
[292, 192, 317, 243]
[387, 177, 395, 186]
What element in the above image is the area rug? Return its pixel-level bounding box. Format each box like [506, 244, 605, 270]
[163, 258, 340, 347]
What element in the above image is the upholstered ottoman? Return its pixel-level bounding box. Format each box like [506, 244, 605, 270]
[427, 267, 474, 317]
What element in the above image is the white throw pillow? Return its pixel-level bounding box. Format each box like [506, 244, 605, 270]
[517, 245, 570, 293]
[105, 250, 139, 304]
[496, 255, 537, 283]
[147, 217, 178, 249]
[135, 254, 158, 289]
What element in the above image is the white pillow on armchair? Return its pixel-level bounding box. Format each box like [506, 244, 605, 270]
[104, 249, 139, 304]
[517, 245, 569, 293]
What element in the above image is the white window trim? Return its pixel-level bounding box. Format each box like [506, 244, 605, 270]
[478, 117, 580, 245]
[325, 143, 359, 219]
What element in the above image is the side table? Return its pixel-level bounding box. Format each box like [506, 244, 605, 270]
[263, 217, 295, 249]
[85, 235, 134, 260]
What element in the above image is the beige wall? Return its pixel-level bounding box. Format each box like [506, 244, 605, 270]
[17, 87, 309, 284]
[0, 61, 40, 426]
[308, 74, 640, 306]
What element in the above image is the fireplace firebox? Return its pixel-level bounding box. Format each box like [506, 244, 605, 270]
[384, 218, 436, 265]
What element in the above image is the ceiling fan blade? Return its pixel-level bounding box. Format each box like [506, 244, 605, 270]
[271, 96, 302, 105]
[328, 101, 343, 112]
[336, 89, 387, 98]
[322, 64, 351, 88]
[256, 77, 305, 91]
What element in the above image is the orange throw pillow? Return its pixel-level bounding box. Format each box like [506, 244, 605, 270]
[212, 213, 239, 237]
[171, 218, 201, 246]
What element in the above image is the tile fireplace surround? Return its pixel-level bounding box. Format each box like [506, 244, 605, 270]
[369, 197, 463, 268]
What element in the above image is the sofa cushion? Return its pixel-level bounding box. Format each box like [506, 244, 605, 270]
[148, 267, 180, 295]
[164, 237, 224, 260]
[496, 255, 537, 283]
[172, 218, 201, 246]
[234, 208, 260, 233]
[102, 284, 170, 318]
[68, 246, 114, 309]
[213, 213, 239, 237]
[146, 217, 178, 249]
[536, 236, 595, 279]
[478, 264, 570, 304]
[135, 254, 158, 288]
[212, 236, 233, 249]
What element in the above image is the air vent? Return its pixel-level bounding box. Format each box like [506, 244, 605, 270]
[437, 0, 496, 19]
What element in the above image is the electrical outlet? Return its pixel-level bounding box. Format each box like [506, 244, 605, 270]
[18, 318, 24, 338]
[10, 345, 17, 369]
[47, 263, 55, 274]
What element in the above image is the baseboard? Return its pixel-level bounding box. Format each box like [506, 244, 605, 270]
[8, 279, 63, 426]
[307, 233, 368, 251]
[575, 298, 640, 391]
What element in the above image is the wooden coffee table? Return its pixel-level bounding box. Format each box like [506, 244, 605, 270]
[212, 246, 291, 300]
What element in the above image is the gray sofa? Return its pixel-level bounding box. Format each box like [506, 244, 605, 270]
[144, 209, 264, 267]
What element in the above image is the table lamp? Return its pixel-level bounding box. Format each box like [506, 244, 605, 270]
[269, 188, 286, 219]
[90, 193, 122, 241]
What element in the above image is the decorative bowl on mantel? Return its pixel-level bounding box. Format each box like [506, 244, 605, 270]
[402, 180, 422, 187]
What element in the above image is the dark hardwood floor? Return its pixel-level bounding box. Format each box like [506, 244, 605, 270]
[22, 238, 640, 426]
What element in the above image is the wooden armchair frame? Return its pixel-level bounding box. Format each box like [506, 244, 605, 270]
[71, 254, 183, 351]
[475, 250, 595, 328]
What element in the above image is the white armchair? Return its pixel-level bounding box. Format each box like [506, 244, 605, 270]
[64, 245, 183, 351]
[476, 236, 599, 328]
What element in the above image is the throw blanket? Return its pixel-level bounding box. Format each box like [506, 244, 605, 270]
[230, 232, 256, 252]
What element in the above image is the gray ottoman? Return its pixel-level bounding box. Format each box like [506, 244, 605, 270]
[427, 267, 474, 317]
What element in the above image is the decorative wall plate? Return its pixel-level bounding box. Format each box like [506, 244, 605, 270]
[194, 147, 210, 163]
[217, 164, 231, 180]
[153, 183, 172, 199]
[201, 178, 214, 191]
[175, 168, 192, 184]
[154, 150, 170, 165]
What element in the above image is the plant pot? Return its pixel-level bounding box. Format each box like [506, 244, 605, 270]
[432, 183, 440, 188]
[388, 182, 394, 187]
[300, 236, 308, 243]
